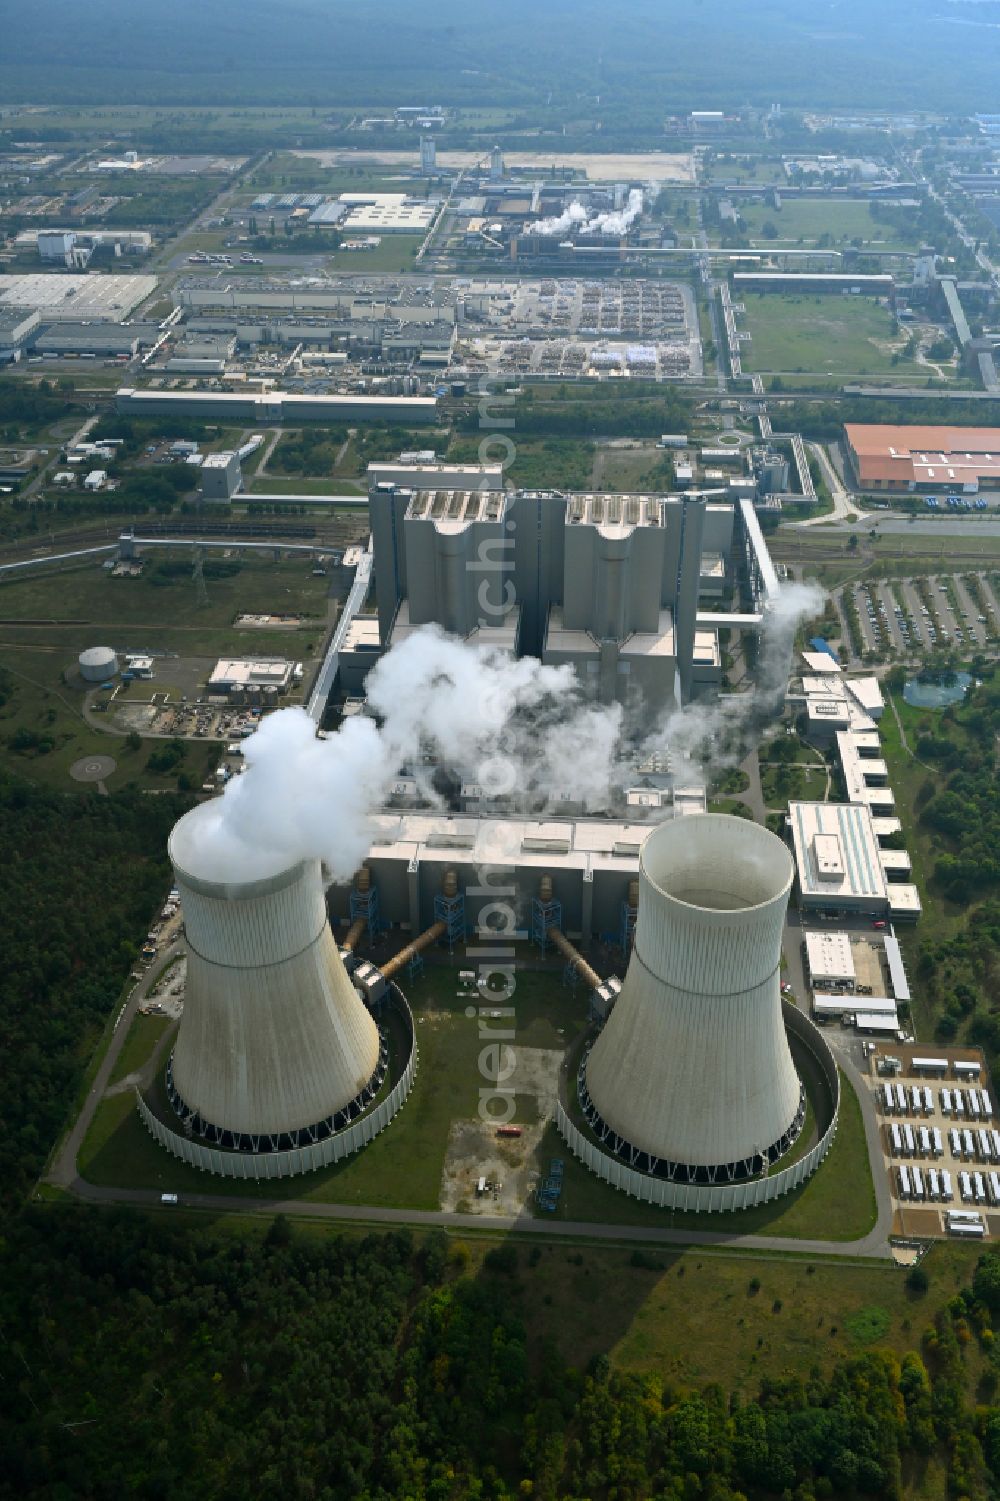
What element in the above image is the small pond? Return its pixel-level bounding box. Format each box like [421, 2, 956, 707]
[902, 671, 972, 709]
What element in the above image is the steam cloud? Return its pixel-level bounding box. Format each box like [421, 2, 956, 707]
[529, 188, 644, 238]
[180, 626, 622, 884]
[179, 582, 823, 885]
[635, 580, 826, 785]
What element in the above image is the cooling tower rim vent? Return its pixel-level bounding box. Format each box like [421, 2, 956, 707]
[169, 803, 310, 897]
[638, 812, 793, 917]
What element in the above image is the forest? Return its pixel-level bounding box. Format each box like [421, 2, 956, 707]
[0, 774, 187, 1205]
[5, 1205, 1000, 1500]
[3, 0, 999, 114]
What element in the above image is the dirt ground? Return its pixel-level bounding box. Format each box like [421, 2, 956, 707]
[294, 149, 696, 183]
[850, 937, 888, 995]
[141, 957, 186, 1020]
[439, 1044, 565, 1215]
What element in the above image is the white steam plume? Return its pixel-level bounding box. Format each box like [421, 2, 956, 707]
[528, 200, 590, 237]
[635, 580, 826, 786]
[180, 625, 622, 884]
[527, 189, 644, 238]
[586, 188, 644, 237]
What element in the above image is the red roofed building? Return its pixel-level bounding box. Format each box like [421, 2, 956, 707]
[844, 424, 1000, 492]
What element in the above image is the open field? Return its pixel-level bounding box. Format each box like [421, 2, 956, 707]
[740, 293, 936, 381]
[517, 1235, 984, 1394]
[326, 234, 426, 273]
[0, 554, 332, 642]
[447, 434, 596, 490]
[0, 646, 221, 790]
[734, 198, 921, 250]
[0, 556, 336, 785]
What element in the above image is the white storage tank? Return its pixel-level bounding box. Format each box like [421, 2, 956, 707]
[78, 645, 118, 682]
[166, 802, 381, 1152]
[584, 814, 803, 1178]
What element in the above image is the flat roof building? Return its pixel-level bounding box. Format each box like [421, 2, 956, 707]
[208, 658, 295, 699]
[0, 273, 157, 323]
[844, 424, 1000, 493]
[804, 929, 856, 986]
[115, 388, 438, 425]
[789, 800, 888, 912]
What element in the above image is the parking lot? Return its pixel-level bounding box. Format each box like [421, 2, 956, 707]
[865, 1045, 1000, 1240]
[844, 569, 999, 662]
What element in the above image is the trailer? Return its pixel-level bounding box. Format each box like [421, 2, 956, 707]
[899, 1164, 912, 1198]
[942, 1169, 953, 1201]
[960, 1171, 974, 1202]
[954, 1090, 966, 1117]
[978, 1128, 992, 1161]
[890, 1123, 903, 1155]
[922, 1086, 934, 1114]
[904, 1124, 916, 1155]
[950, 1128, 963, 1156]
[984, 1091, 994, 1119]
[932, 1128, 943, 1157]
[974, 1172, 987, 1204]
[941, 1087, 953, 1115]
[929, 1168, 941, 1200]
[964, 1128, 975, 1157]
[910, 1085, 923, 1114]
[947, 1215, 986, 1237]
[969, 1089, 982, 1119]
[919, 1127, 932, 1156]
[912, 1167, 926, 1200]
[990, 1172, 1000, 1206]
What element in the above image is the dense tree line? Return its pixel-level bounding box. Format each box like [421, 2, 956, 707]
[0, 379, 73, 438]
[6, 1208, 1000, 1500]
[914, 667, 1000, 902]
[0, 775, 187, 1204]
[270, 426, 349, 476]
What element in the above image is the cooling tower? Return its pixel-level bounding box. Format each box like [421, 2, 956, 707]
[166, 803, 382, 1151]
[583, 814, 803, 1178]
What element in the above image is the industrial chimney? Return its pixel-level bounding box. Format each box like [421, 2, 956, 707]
[583, 814, 803, 1179]
[166, 803, 382, 1151]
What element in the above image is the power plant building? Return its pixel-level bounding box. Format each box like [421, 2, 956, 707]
[368, 465, 774, 719]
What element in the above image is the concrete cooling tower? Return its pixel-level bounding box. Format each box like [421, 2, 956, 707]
[166, 803, 383, 1152]
[583, 814, 804, 1180]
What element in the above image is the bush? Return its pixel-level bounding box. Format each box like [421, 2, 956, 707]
[907, 1265, 929, 1295]
[483, 1243, 518, 1275]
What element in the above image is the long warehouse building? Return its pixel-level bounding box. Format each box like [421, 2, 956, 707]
[115, 388, 439, 424]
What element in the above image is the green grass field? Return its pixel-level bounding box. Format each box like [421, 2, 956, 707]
[740, 293, 935, 381]
[76, 964, 589, 1206]
[735, 198, 921, 250]
[0, 554, 331, 644]
[544, 1065, 875, 1241]
[326, 234, 426, 273]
